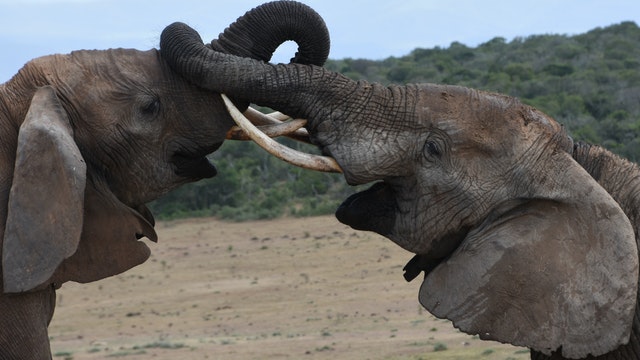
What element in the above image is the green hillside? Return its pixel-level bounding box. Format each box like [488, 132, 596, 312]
[151, 21, 640, 220]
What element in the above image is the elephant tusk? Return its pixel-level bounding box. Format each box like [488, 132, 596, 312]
[222, 94, 342, 173]
[226, 119, 307, 141]
[245, 107, 291, 122]
[243, 107, 311, 143]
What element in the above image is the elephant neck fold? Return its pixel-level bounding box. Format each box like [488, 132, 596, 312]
[572, 142, 640, 232]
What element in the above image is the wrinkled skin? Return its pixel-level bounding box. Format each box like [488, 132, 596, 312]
[0, 1, 330, 358]
[161, 22, 640, 360]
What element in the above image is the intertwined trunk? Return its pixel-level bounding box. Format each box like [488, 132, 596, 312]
[210, 0, 329, 65]
[160, 0, 331, 117]
[160, 21, 421, 185]
[161, 23, 341, 118]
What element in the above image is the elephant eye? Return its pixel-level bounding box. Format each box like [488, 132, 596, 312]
[424, 140, 442, 158]
[141, 97, 161, 117]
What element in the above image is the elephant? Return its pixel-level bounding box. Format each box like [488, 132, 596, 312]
[159, 20, 640, 359]
[0, 1, 329, 358]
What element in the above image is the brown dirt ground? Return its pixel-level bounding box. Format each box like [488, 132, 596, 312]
[49, 215, 529, 360]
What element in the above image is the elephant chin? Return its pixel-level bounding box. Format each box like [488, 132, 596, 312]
[335, 182, 396, 237]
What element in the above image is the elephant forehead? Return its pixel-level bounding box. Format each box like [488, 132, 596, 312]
[431, 104, 562, 159]
[419, 84, 558, 137]
[61, 49, 163, 88]
[111, 49, 167, 81]
[417, 89, 509, 135]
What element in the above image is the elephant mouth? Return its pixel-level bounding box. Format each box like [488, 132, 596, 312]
[170, 142, 223, 180]
[335, 182, 397, 237]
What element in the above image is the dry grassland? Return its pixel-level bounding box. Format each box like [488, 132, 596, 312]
[49, 215, 528, 360]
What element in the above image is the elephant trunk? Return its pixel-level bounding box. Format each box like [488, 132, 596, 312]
[160, 0, 336, 116]
[160, 5, 417, 185]
[211, 0, 330, 65]
[160, 22, 344, 122]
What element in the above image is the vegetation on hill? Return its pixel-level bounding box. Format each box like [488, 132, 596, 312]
[150, 21, 640, 220]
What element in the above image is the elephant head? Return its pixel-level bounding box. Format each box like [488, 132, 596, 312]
[160, 21, 639, 359]
[0, 1, 329, 357]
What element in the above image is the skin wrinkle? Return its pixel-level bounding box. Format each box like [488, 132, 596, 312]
[394, 172, 474, 254]
[307, 74, 362, 157]
[501, 126, 564, 200]
[392, 123, 483, 254]
[93, 129, 132, 199]
[306, 70, 341, 118]
[608, 172, 640, 223]
[574, 143, 640, 234]
[432, 189, 474, 238]
[413, 133, 495, 252]
[83, 77, 138, 168]
[426, 186, 468, 229]
[361, 85, 419, 180]
[111, 123, 166, 201]
[320, 81, 406, 183]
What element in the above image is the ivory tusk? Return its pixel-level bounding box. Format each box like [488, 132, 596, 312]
[243, 106, 282, 125]
[243, 107, 311, 143]
[265, 111, 291, 122]
[245, 107, 291, 123]
[222, 94, 342, 173]
[226, 119, 308, 141]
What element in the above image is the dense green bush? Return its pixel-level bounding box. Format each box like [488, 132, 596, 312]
[151, 21, 640, 220]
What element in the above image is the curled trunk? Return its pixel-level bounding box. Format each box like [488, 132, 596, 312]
[160, 20, 415, 184]
[161, 21, 333, 116]
[159, 0, 350, 123]
[212, 0, 330, 65]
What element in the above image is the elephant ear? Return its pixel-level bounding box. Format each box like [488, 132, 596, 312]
[419, 153, 638, 359]
[2, 86, 87, 293]
[50, 186, 157, 285]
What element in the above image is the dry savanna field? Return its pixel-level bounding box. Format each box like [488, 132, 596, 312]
[49, 215, 529, 360]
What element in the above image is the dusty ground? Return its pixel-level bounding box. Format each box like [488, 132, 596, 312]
[49, 215, 529, 360]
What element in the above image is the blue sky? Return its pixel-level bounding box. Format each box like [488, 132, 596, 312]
[1, 0, 639, 83]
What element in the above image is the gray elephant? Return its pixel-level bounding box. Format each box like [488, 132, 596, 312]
[160, 20, 640, 360]
[0, 2, 329, 358]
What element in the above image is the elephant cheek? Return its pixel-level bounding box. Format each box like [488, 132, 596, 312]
[335, 182, 396, 237]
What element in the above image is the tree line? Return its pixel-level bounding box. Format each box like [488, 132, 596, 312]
[150, 21, 640, 221]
